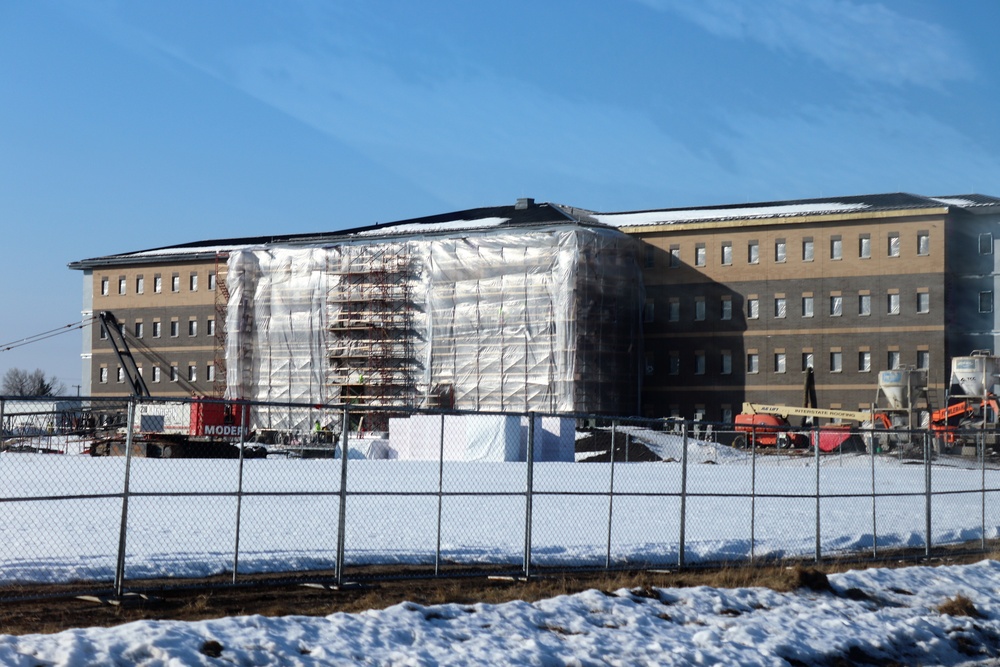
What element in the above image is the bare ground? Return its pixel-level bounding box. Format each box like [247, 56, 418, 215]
[0, 546, 994, 637]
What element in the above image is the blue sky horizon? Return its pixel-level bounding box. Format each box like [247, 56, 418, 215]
[2, 0, 999, 391]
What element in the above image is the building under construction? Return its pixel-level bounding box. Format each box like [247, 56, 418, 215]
[71, 200, 644, 430]
[70, 192, 1000, 425]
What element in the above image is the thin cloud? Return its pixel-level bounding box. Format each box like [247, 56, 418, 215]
[639, 0, 974, 88]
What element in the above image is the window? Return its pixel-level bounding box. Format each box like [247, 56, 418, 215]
[99, 367, 108, 383]
[188, 320, 197, 337]
[888, 232, 900, 257]
[721, 351, 732, 375]
[859, 351, 871, 372]
[99, 325, 108, 340]
[134, 322, 143, 338]
[802, 238, 814, 262]
[152, 366, 161, 383]
[668, 300, 680, 322]
[170, 365, 179, 382]
[775, 239, 786, 262]
[100, 278, 109, 296]
[887, 293, 900, 315]
[669, 246, 680, 268]
[643, 299, 655, 323]
[774, 297, 786, 318]
[774, 353, 786, 373]
[154, 275, 162, 293]
[830, 295, 843, 317]
[171, 275, 180, 292]
[917, 351, 929, 370]
[190, 274, 198, 291]
[802, 296, 814, 318]
[695, 352, 706, 375]
[980, 233, 993, 255]
[721, 298, 732, 321]
[118, 277, 126, 295]
[117, 367, 124, 383]
[188, 365, 197, 382]
[136, 276, 144, 294]
[830, 236, 842, 260]
[208, 272, 217, 291]
[669, 352, 680, 375]
[802, 352, 814, 371]
[747, 298, 759, 320]
[917, 292, 930, 313]
[748, 241, 759, 264]
[888, 351, 901, 370]
[830, 352, 843, 373]
[859, 294, 871, 316]
[207, 364, 216, 382]
[644, 245, 655, 268]
[207, 319, 216, 336]
[695, 298, 706, 321]
[695, 244, 706, 267]
[859, 234, 871, 259]
[747, 353, 759, 374]
[152, 321, 161, 338]
[917, 232, 929, 256]
[980, 291, 994, 313]
[721, 242, 732, 266]
[170, 320, 179, 337]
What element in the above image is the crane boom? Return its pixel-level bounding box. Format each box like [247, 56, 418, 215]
[741, 402, 872, 422]
[99, 311, 150, 398]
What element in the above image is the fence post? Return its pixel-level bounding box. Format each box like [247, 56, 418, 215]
[605, 419, 618, 570]
[231, 401, 249, 585]
[114, 397, 137, 597]
[750, 425, 756, 563]
[814, 424, 821, 563]
[679, 422, 688, 569]
[0, 398, 5, 449]
[523, 412, 535, 579]
[435, 412, 445, 576]
[335, 407, 350, 587]
[982, 431, 987, 553]
[924, 430, 932, 558]
[870, 423, 877, 559]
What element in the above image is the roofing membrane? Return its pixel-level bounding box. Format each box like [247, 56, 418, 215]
[593, 202, 871, 227]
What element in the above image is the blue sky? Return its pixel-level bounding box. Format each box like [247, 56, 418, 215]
[1, 0, 998, 391]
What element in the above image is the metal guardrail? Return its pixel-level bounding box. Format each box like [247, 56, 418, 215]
[1, 395, 999, 600]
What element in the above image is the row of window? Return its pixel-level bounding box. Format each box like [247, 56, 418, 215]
[99, 272, 216, 297]
[99, 363, 216, 384]
[652, 349, 928, 376]
[651, 231, 930, 269]
[646, 289, 934, 323]
[99, 317, 216, 340]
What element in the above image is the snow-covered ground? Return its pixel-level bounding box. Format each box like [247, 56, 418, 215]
[5, 560, 1000, 665]
[1, 444, 999, 584]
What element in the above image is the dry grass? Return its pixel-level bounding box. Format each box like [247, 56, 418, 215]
[938, 594, 983, 618]
[0, 546, 995, 636]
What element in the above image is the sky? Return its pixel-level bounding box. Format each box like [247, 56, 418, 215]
[2, 0, 999, 391]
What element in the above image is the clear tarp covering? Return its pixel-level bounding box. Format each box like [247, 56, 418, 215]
[225, 225, 642, 430]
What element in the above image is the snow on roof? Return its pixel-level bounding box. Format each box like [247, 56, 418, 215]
[931, 197, 986, 207]
[115, 244, 245, 259]
[595, 202, 871, 228]
[355, 216, 510, 236]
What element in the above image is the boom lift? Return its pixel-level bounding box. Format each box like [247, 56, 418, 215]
[735, 402, 886, 450]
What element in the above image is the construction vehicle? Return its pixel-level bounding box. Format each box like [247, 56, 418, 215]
[93, 311, 261, 458]
[926, 350, 1000, 453]
[734, 402, 886, 451]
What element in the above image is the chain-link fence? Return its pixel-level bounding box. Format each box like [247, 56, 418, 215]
[2, 395, 1000, 599]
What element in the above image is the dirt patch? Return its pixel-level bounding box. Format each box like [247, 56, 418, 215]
[0, 548, 994, 636]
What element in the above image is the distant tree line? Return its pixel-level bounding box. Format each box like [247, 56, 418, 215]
[1, 368, 65, 397]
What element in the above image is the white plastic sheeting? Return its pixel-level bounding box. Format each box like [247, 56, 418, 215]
[225, 225, 642, 431]
[387, 414, 575, 462]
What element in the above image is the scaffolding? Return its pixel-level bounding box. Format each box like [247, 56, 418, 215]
[213, 252, 230, 398]
[327, 243, 417, 426]
[224, 225, 643, 431]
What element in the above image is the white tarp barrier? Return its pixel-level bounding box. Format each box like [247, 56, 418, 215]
[226, 225, 642, 431]
[388, 414, 575, 462]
